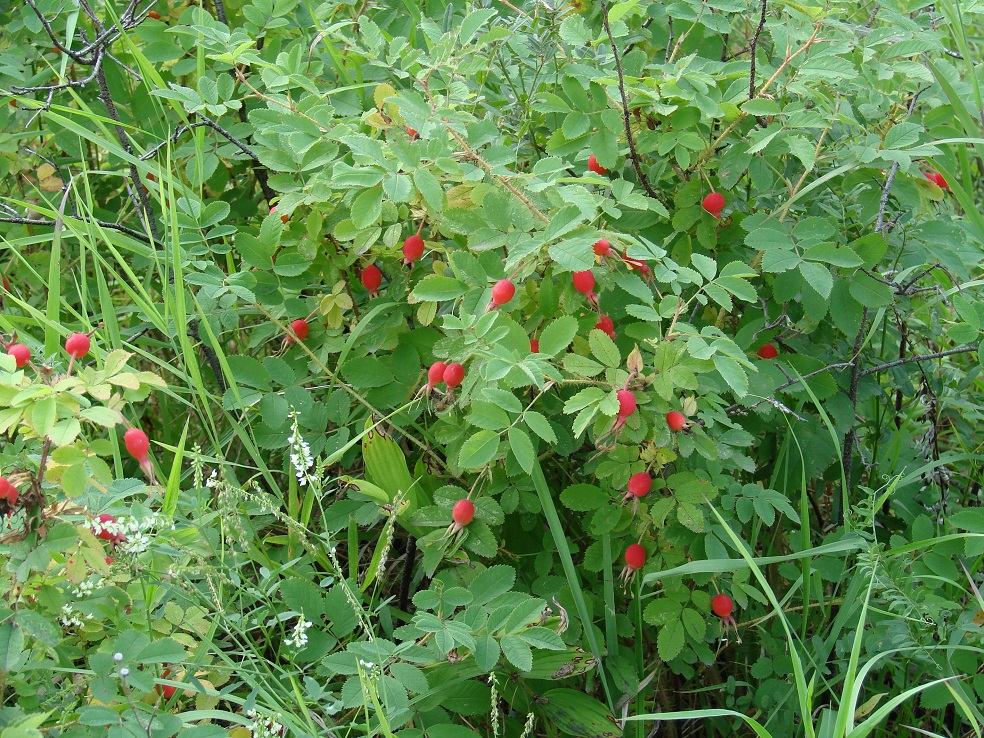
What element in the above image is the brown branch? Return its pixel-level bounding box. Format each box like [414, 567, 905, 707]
[598, 0, 665, 206]
[859, 346, 977, 378]
[838, 309, 869, 527]
[0, 216, 154, 244]
[748, 0, 769, 100]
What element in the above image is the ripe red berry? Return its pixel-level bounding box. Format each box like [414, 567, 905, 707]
[157, 670, 177, 699]
[93, 513, 118, 542]
[593, 238, 613, 257]
[406, 125, 419, 139]
[712, 593, 733, 618]
[595, 314, 616, 339]
[65, 332, 91, 359]
[490, 279, 516, 306]
[624, 544, 646, 570]
[148, 10, 162, 19]
[290, 319, 309, 341]
[360, 264, 382, 294]
[0, 477, 15, 500]
[530, 338, 539, 353]
[702, 192, 725, 217]
[427, 361, 447, 389]
[617, 390, 637, 420]
[124, 428, 150, 461]
[627, 472, 652, 498]
[925, 171, 950, 190]
[587, 155, 608, 175]
[452, 498, 475, 527]
[443, 363, 465, 388]
[666, 411, 687, 431]
[105, 556, 114, 565]
[402, 234, 425, 263]
[7, 343, 30, 368]
[572, 270, 595, 295]
[4, 487, 16, 506]
[757, 343, 778, 360]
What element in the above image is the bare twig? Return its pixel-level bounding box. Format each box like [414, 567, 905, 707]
[859, 346, 977, 377]
[0, 216, 154, 244]
[724, 362, 855, 415]
[839, 309, 869, 526]
[749, 0, 769, 100]
[598, 0, 664, 205]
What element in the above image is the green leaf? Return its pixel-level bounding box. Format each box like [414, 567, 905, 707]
[507, 427, 535, 473]
[0, 622, 25, 673]
[501, 635, 534, 671]
[713, 355, 749, 397]
[473, 635, 501, 671]
[459, 8, 497, 44]
[538, 689, 620, 738]
[469, 565, 517, 605]
[519, 627, 566, 650]
[849, 272, 895, 307]
[458, 430, 501, 469]
[524, 411, 558, 443]
[548, 236, 595, 272]
[799, 261, 832, 299]
[802, 242, 863, 268]
[560, 484, 608, 511]
[564, 387, 605, 414]
[588, 330, 620, 367]
[657, 618, 686, 661]
[538, 315, 579, 356]
[413, 168, 446, 212]
[351, 186, 383, 229]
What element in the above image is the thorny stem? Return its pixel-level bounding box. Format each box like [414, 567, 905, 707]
[839, 309, 869, 527]
[598, 0, 664, 205]
[748, 0, 769, 100]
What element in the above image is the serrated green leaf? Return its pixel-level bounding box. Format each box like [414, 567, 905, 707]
[588, 330, 620, 367]
[524, 411, 557, 443]
[458, 430, 501, 469]
[507, 427, 535, 473]
[538, 315, 579, 355]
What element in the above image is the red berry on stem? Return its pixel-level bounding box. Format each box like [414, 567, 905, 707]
[361, 264, 382, 293]
[7, 343, 30, 367]
[617, 390, 637, 420]
[587, 155, 608, 175]
[290, 319, 309, 342]
[402, 234, 425, 264]
[148, 10, 162, 19]
[757, 343, 778, 360]
[443, 363, 465, 388]
[93, 513, 118, 542]
[593, 238, 613, 257]
[666, 411, 687, 431]
[712, 593, 733, 618]
[627, 472, 652, 498]
[65, 332, 91, 359]
[124, 428, 150, 461]
[926, 171, 949, 190]
[427, 361, 447, 389]
[572, 270, 595, 295]
[452, 498, 475, 527]
[0, 477, 15, 500]
[702, 192, 725, 217]
[406, 125, 419, 139]
[624, 544, 646, 570]
[490, 279, 516, 306]
[530, 338, 539, 353]
[595, 314, 616, 339]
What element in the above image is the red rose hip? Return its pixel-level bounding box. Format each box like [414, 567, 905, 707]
[757, 343, 778, 360]
[712, 593, 733, 618]
[627, 472, 652, 498]
[452, 498, 475, 527]
[402, 234, 425, 264]
[490, 279, 515, 306]
[360, 264, 382, 294]
[587, 155, 608, 175]
[624, 544, 646, 570]
[530, 338, 539, 353]
[443, 363, 465, 388]
[124, 428, 150, 461]
[593, 238, 613, 257]
[702, 192, 725, 217]
[7, 344, 30, 367]
[666, 411, 687, 431]
[290, 319, 309, 341]
[65, 332, 91, 359]
[0, 477, 15, 500]
[427, 361, 447, 390]
[572, 270, 595, 295]
[616, 390, 637, 419]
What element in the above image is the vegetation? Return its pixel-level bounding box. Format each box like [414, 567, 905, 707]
[1, 0, 983, 736]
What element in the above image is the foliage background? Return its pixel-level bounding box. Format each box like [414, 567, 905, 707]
[0, 0, 983, 736]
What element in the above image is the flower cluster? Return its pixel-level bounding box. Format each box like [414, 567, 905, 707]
[284, 615, 312, 649]
[287, 411, 314, 486]
[90, 512, 164, 555]
[245, 709, 285, 738]
[58, 602, 91, 629]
